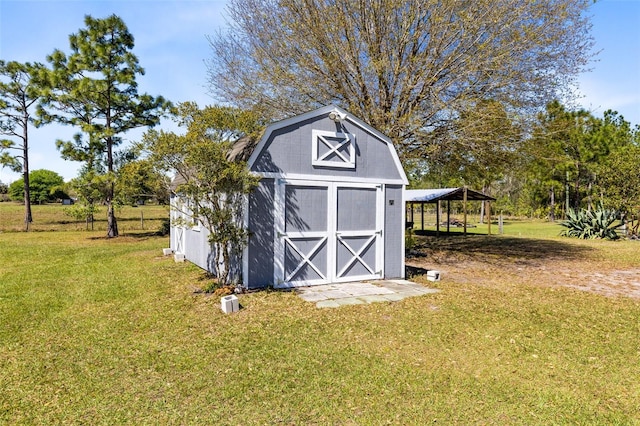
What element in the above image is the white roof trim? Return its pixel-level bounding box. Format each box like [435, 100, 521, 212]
[253, 171, 406, 186]
[247, 105, 409, 185]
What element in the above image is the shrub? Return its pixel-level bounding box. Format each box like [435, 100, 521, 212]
[560, 207, 621, 240]
[157, 218, 171, 236]
[405, 228, 415, 251]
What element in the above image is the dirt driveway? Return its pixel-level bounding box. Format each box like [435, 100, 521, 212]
[406, 234, 640, 299]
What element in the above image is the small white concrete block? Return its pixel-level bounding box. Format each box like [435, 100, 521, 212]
[221, 295, 240, 314]
[426, 270, 441, 282]
[163, 248, 173, 256]
[174, 253, 185, 263]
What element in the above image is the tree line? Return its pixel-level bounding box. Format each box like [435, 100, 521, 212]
[413, 101, 640, 223]
[3, 1, 638, 242]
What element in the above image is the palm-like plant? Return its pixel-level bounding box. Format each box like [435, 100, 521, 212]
[560, 206, 621, 240]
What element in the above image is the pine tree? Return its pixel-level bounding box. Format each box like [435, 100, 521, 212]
[0, 61, 44, 230]
[39, 14, 170, 237]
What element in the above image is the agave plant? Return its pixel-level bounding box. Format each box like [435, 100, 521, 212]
[560, 207, 622, 240]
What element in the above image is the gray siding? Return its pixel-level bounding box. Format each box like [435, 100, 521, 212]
[247, 179, 275, 288]
[285, 185, 328, 232]
[251, 116, 403, 182]
[184, 226, 242, 282]
[170, 226, 176, 252]
[336, 187, 376, 231]
[384, 185, 404, 279]
[184, 226, 212, 271]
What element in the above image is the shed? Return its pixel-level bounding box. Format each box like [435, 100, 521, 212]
[170, 105, 409, 289]
[406, 187, 496, 235]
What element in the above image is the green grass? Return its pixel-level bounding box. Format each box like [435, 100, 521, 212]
[408, 210, 564, 239]
[0, 202, 169, 233]
[1, 215, 640, 423]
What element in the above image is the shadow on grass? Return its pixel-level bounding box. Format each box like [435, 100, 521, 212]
[411, 233, 594, 263]
[87, 231, 163, 240]
[51, 216, 166, 225]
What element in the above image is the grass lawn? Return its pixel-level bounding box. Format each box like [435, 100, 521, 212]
[409, 214, 564, 239]
[0, 202, 168, 233]
[1, 221, 640, 423]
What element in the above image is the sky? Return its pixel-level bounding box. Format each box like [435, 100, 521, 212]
[0, 0, 639, 184]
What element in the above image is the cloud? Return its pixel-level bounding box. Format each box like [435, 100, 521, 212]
[577, 75, 640, 124]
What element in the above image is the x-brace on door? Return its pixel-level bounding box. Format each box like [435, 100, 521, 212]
[274, 180, 384, 288]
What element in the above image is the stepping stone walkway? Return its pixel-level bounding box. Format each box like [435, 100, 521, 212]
[295, 279, 439, 308]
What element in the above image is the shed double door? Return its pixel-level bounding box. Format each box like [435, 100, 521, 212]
[275, 180, 384, 287]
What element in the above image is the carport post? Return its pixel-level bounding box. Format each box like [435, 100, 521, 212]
[436, 200, 441, 236]
[487, 201, 492, 235]
[463, 186, 468, 235]
[409, 202, 414, 224]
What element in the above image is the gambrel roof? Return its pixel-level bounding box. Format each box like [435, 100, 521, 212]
[242, 105, 408, 185]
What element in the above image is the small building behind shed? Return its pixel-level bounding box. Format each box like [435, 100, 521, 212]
[406, 187, 496, 235]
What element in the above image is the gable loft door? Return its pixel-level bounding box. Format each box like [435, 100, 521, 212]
[274, 180, 384, 288]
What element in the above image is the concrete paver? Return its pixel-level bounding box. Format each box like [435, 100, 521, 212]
[316, 300, 342, 308]
[295, 279, 439, 308]
[359, 294, 395, 303]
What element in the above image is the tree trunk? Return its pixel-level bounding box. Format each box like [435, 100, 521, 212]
[573, 167, 581, 210]
[549, 186, 555, 222]
[565, 171, 570, 218]
[107, 201, 118, 238]
[22, 124, 32, 231]
[105, 132, 119, 238]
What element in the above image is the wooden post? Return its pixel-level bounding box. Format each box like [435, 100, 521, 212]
[463, 186, 468, 235]
[421, 202, 424, 231]
[447, 200, 451, 233]
[436, 200, 441, 236]
[141, 210, 144, 230]
[487, 201, 492, 236]
[409, 202, 414, 224]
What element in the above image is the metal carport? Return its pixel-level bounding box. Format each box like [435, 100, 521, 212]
[406, 187, 496, 235]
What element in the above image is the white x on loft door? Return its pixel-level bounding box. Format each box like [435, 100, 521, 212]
[274, 180, 383, 288]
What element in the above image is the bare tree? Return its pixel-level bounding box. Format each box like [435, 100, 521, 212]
[207, 0, 594, 162]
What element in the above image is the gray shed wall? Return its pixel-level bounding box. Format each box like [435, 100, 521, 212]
[251, 116, 403, 182]
[384, 185, 404, 279]
[173, 107, 406, 289]
[184, 226, 212, 271]
[170, 224, 176, 252]
[247, 179, 275, 288]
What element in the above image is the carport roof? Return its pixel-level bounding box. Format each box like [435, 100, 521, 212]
[406, 187, 495, 203]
